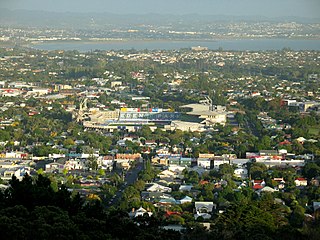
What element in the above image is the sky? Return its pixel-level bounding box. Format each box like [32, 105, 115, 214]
[1, 0, 320, 18]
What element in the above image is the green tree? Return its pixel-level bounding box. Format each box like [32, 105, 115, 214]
[86, 155, 98, 171]
[248, 162, 267, 179]
[303, 163, 320, 180]
[219, 163, 234, 178]
[290, 205, 305, 228]
[98, 168, 106, 176]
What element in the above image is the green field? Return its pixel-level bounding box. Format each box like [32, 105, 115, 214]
[308, 127, 320, 136]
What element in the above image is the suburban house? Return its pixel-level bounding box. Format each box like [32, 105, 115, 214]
[115, 159, 130, 170]
[165, 210, 182, 218]
[158, 197, 177, 205]
[168, 157, 180, 166]
[259, 150, 279, 156]
[178, 196, 193, 204]
[253, 184, 264, 190]
[274, 178, 286, 189]
[64, 159, 85, 170]
[158, 170, 176, 179]
[180, 157, 193, 167]
[141, 191, 172, 202]
[0, 166, 30, 180]
[99, 156, 114, 171]
[252, 179, 265, 187]
[234, 168, 248, 179]
[197, 158, 213, 169]
[152, 156, 169, 166]
[261, 186, 277, 193]
[313, 202, 320, 213]
[162, 225, 186, 232]
[45, 162, 65, 173]
[310, 178, 319, 186]
[252, 179, 266, 190]
[214, 158, 230, 169]
[179, 185, 193, 192]
[146, 183, 172, 193]
[128, 207, 153, 218]
[194, 201, 217, 220]
[295, 177, 308, 187]
[168, 165, 186, 173]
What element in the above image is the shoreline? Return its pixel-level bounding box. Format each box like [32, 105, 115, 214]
[2, 38, 319, 51]
[30, 37, 320, 45]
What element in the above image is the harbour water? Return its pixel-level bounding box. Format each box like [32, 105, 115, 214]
[33, 39, 320, 52]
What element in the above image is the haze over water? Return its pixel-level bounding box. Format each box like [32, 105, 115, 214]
[34, 39, 320, 52]
[2, 0, 319, 18]
[3, 0, 320, 52]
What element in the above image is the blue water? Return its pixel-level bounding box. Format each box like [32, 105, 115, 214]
[34, 39, 320, 51]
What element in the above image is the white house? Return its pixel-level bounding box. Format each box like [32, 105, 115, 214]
[64, 160, 85, 170]
[110, 81, 122, 88]
[194, 201, 216, 220]
[45, 162, 65, 173]
[179, 196, 193, 204]
[146, 183, 172, 193]
[179, 185, 193, 192]
[128, 207, 153, 218]
[313, 202, 320, 212]
[274, 178, 286, 189]
[100, 157, 114, 171]
[261, 186, 277, 193]
[234, 168, 248, 179]
[214, 159, 230, 170]
[197, 158, 213, 169]
[158, 170, 176, 179]
[168, 165, 186, 173]
[295, 178, 308, 186]
[0, 167, 30, 180]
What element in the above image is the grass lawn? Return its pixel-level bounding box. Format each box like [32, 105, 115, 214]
[308, 127, 320, 136]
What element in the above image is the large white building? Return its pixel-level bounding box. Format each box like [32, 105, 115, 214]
[166, 120, 207, 132]
[83, 107, 179, 132]
[180, 103, 228, 126]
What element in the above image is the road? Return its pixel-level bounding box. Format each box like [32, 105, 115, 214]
[244, 115, 260, 137]
[107, 162, 144, 206]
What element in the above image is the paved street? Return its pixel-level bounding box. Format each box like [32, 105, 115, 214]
[107, 162, 144, 206]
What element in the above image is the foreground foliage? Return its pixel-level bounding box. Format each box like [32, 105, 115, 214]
[1, 174, 319, 240]
[0, 174, 179, 240]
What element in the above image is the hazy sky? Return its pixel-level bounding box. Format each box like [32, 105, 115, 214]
[1, 0, 320, 18]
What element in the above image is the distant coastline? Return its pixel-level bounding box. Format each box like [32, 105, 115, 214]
[28, 38, 320, 52]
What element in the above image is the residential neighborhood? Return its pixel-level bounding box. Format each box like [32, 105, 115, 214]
[1, 0, 320, 239]
[0, 40, 319, 239]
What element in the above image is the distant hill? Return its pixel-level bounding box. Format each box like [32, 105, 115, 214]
[0, 8, 319, 29]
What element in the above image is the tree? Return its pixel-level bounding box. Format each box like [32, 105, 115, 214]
[303, 163, 320, 180]
[139, 126, 152, 139]
[292, 140, 305, 154]
[36, 168, 44, 175]
[121, 186, 141, 210]
[260, 135, 272, 149]
[212, 203, 277, 240]
[133, 180, 146, 192]
[290, 205, 305, 228]
[63, 138, 75, 147]
[86, 155, 98, 171]
[0, 130, 10, 141]
[219, 163, 234, 178]
[110, 173, 122, 186]
[235, 112, 245, 126]
[248, 162, 267, 179]
[184, 171, 200, 184]
[32, 145, 59, 157]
